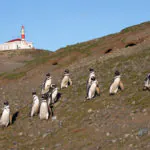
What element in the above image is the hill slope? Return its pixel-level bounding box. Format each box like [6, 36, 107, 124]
[0, 22, 150, 150]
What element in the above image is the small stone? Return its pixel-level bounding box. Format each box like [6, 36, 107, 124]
[106, 105, 109, 108]
[55, 143, 61, 147]
[129, 144, 133, 147]
[59, 121, 63, 127]
[18, 132, 23, 136]
[130, 134, 134, 138]
[112, 139, 117, 143]
[28, 134, 33, 137]
[52, 116, 57, 121]
[124, 133, 130, 138]
[142, 109, 147, 113]
[131, 117, 134, 120]
[43, 133, 49, 138]
[132, 101, 136, 105]
[106, 132, 110, 136]
[88, 108, 93, 113]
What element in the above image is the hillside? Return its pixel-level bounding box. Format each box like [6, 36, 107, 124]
[0, 49, 52, 79]
[0, 22, 150, 150]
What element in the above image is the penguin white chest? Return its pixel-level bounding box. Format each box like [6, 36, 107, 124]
[110, 77, 121, 94]
[39, 102, 49, 120]
[31, 96, 40, 117]
[1, 108, 10, 127]
[52, 89, 58, 101]
[88, 82, 97, 99]
[45, 79, 52, 89]
[61, 76, 69, 88]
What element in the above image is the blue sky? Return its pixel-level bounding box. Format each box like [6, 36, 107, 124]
[0, 0, 149, 51]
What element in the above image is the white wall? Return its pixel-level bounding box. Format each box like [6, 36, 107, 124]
[0, 41, 34, 51]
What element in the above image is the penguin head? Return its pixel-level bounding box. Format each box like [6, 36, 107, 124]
[41, 94, 48, 99]
[46, 73, 50, 77]
[51, 84, 56, 88]
[32, 91, 36, 95]
[64, 69, 69, 74]
[4, 101, 9, 106]
[89, 68, 94, 72]
[115, 70, 120, 76]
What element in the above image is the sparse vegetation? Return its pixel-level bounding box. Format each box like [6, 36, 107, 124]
[0, 22, 150, 149]
[4, 72, 26, 79]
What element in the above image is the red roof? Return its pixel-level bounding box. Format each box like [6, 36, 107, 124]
[6, 38, 21, 43]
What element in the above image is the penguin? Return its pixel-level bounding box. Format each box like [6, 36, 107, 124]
[48, 84, 58, 105]
[31, 92, 40, 117]
[0, 101, 10, 127]
[86, 68, 96, 97]
[109, 70, 124, 95]
[61, 69, 72, 89]
[87, 77, 98, 100]
[39, 95, 49, 120]
[143, 73, 150, 91]
[41, 73, 52, 94]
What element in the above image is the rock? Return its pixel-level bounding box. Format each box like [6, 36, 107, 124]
[59, 121, 63, 127]
[28, 134, 34, 137]
[130, 134, 134, 138]
[52, 116, 57, 121]
[106, 132, 110, 136]
[18, 132, 23, 136]
[124, 133, 130, 138]
[55, 143, 61, 147]
[142, 109, 147, 113]
[88, 108, 93, 113]
[138, 128, 148, 136]
[112, 139, 117, 143]
[131, 117, 134, 120]
[129, 144, 133, 147]
[43, 133, 49, 138]
[132, 101, 136, 105]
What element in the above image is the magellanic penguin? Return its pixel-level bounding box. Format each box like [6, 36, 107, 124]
[61, 69, 72, 89]
[31, 92, 40, 117]
[39, 95, 49, 120]
[86, 68, 96, 97]
[41, 73, 52, 94]
[48, 84, 58, 105]
[109, 71, 124, 95]
[143, 73, 150, 91]
[0, 101, 10, 127]
[87, 77, 98, 100]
